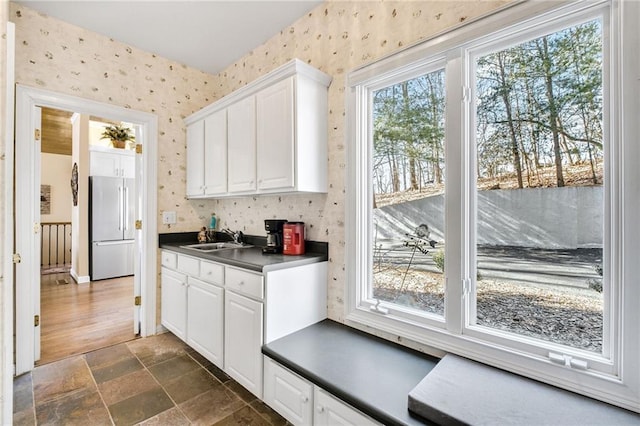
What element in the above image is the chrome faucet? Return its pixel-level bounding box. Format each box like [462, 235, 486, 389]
[221, 228, 244, 245]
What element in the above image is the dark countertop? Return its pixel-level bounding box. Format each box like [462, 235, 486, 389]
[159, 232, 328, 273]
[262, 320, 438, 426]
[409, 353, 640, 425]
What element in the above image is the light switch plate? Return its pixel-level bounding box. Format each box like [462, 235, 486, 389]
[162, 211, 177, 224]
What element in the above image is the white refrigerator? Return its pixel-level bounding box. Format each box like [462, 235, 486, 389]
[89, 176, 136, 280]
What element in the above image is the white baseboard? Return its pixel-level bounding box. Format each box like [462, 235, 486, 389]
[70, 269, 90, 284]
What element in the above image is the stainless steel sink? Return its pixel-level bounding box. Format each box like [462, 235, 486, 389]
[180, 242, 253, 252]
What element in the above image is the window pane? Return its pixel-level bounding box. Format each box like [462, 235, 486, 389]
[371, 69, 446, 316]
[474, 20, 604, 353]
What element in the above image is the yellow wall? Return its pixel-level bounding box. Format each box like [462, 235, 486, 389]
[9, 1, 510, 349]
[40, 153, 72, 223]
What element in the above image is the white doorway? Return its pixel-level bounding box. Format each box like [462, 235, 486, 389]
[13, 85, 158, 375]
[37, 108, 138, 365]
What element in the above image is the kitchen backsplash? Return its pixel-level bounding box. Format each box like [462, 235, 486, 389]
[10, 0, 510, 330]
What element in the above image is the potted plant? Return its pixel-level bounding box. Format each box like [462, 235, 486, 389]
[100, 124, 135, 149]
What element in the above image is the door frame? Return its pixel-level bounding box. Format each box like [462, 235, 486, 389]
[13, 84, 158, 374]
[2, 21, 16, 426]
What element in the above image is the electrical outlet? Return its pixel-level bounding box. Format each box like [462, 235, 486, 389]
[162, 211, 177, 224]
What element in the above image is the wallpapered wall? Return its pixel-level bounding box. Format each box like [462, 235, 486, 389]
[207, 1, 509, 333]
[10, 1, 509, 349]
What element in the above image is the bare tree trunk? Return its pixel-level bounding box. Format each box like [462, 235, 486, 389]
[567, 27, 600, 185]
[587, 142, 598, 184]
[559, 121, 576, 165]
[497, 53, 524, 188]
[388, 151, 400, 193]
[540, 37, 565, 187]
[434, 143, 442, 184]
[525, 81, 542, 170]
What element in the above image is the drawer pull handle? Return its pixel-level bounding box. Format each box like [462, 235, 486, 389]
[316, 405, 324, 413]
[301, 395, 309, 403]
[239, 281, 245, 285]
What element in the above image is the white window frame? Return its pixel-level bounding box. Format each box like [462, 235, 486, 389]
[346, 0, 640, 412]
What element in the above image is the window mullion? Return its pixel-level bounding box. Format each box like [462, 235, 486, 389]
[443, 52, 465, 334]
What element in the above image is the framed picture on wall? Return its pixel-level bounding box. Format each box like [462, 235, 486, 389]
[71, 162, 78, 206]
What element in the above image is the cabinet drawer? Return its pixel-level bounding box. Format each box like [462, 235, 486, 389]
[177, 254, 199, 276]
[264, 357, 313, 425]
[161, 250, 177, 269]
[199, 260, 224, 285]
[226, 267, 263, 299]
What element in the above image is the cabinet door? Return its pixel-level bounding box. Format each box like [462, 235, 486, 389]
[160, 268, 187, 340]
[120, 154, 136, 179]
[256, 77, 295, 191]
[204, 109, 228, 195]
[224, 290, 263, 398]
[314, 387, 379, 426]
[186, 119, 205, 197]
[227, 96, 256, 193]
[264, 357, 313, 425]
[90, 151, 121, 177]
[187, 278, 224, 368]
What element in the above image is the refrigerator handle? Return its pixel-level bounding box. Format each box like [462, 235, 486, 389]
[124, 187, 129, 231]
[118, 186, 123, 231]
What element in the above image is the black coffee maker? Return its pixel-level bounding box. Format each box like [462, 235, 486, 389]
[263, 219, 288, 253]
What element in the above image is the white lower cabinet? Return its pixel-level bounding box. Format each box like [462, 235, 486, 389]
[264, 357, 313, 425]
[161, 253, 225, 368]
[161, 249, 328, 405]
[187, 278, 224, 368]
[263, 357, 379, 426]
[224, 290, 264, 398]
[314, 387, 380, 426]
[160, 267, 187, 341]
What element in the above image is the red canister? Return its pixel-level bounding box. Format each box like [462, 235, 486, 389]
[283, 222, 305, 255]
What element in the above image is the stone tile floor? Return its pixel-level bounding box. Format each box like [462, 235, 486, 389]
[13, 332, 289, 425]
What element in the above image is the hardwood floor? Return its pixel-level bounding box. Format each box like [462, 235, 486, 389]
[38, 272, 137, 366]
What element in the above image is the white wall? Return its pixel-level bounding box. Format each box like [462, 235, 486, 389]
[40, 152, 72, 223]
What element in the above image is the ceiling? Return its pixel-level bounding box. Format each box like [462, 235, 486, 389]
[14, 0, 323, 75]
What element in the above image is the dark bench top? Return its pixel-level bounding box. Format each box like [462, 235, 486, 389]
[408, 353, 640, 425]
[262, 319, 438, 425]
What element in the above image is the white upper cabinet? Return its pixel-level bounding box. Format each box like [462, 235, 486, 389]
[204, 110, 227, 195]
[186, 110, 228, 198]
[184, 59, 332, 198]
[186, 119, 205, 197]
[256, 77, 295, 191]
[90, 146, 135, 178]
[227, 95, 257, 193]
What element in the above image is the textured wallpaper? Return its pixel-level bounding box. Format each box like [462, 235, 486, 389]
[207, 0, 510, 328]
[10, 1, 510, 349]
